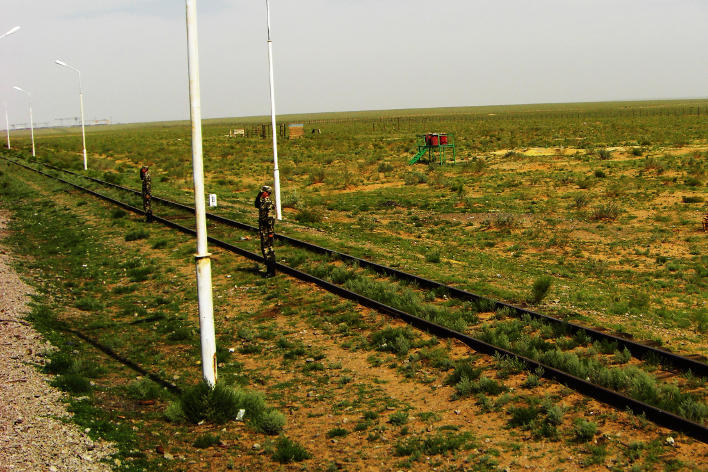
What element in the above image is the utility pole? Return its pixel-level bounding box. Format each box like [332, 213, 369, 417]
[265, 0, 282, 220]
[185, 0, 217, 387]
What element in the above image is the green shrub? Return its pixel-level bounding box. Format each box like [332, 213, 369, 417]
[425, 250, 441, 263]
[591, 203, 621, 221]
[326, 427, 349, 438]
[597, 149, 612, 159]
[573, 418, 597, 441]
[44, 351, 77, 374]
[256, 410, 287, 435]
[295, 208, 323, 224]
[192, 434, 220, 449]
[272, 436, 311, 463]
[444, 360, 482, 386]
[179, 382, 267, 425]
[403, 172, 427, 185]
[681, 196, 704, 203]
[529, 276, 552, 304]
[507, 405, 541, 428]
[127, 379, 163, 400]
[111, 209, 127, 219]
[389, 411, 409, 426]
[52, 373, 92, 394]
[75, 297, 104, 312]
[125, 229, 149, 241]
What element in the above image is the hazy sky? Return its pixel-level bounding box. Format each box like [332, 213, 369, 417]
[1, 0, 707, 126]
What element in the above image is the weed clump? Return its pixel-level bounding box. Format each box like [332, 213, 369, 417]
[295, 208, 323, 224]
[272, 436, 311, 463]
[170, 381, 285, 432]
[256, 410, 287, 435]
[370, 327, 417, 356]
[530, 276, 553, 304]
[125, 229, 149, 241]
[573, 418, 597, 441]
[591, 202, 621, 221]
[192, 433, 220, 448]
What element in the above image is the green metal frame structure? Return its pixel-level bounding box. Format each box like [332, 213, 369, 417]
[409, 133, 456, 165]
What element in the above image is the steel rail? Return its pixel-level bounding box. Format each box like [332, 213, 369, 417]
[18, 156, 708, 378]
[3, 155, 707, 444]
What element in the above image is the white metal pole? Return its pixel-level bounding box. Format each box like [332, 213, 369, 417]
[3, 103, 10, 149]
[78, 72, 87, 170]
[265, 0, 282, 220]
[29, 100, 35, 157]
[185, 0, 217, 387]
[56, 60, 89, 170]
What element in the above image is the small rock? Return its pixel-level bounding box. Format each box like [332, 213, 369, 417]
[305, 358, 315, 363]
[454, 410, 461, 415]
[666, 436, 675, 446]
[164, 452, 174, 460]
[49, 467, 58, 472]
[252, 443, 261, 450]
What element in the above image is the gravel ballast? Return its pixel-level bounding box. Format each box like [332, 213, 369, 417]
[0, 210, 116, 471]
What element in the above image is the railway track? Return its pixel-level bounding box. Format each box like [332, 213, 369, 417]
[2, 153, 707, 443]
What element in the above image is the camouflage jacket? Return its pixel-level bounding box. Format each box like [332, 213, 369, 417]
[258, 193, 275, 224]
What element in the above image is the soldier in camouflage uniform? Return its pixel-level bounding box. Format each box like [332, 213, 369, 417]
[140, 166, 153, 222]
[255, 185, 276, 278]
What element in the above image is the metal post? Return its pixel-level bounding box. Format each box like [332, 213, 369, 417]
[14, 87, 35, 156]
[185, 0, 217, 387]
[79, 79, 87, 170]
[3, 103, 10, 149]
[265, 0, 282, 220]
[29, 100, 35, 157]
[55, 60, 89, 170]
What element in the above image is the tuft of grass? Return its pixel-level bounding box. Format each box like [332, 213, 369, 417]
[255, 410, 287, 435]
[192, 433, 220, 449]
[295, 208, 323, 224]
[52, 373, 92, 394]
[591, 202, 621, 221]
[425, 250, 441, 263]
[388, 411, 409, 426]
[326, 427, 349, 438]
[75, 297, 104, 312]
[125, 229, 149, 241]
[178, 382, 268, 425]
[126, 378, 164, 400]
[530, 276, 553, 304]
[573, 418, 598, 442]
[272, 436, 311, 464]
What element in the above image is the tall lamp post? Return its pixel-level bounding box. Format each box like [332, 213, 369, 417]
[3, 102, 9, 149]
[55, 59, 88, 170]
[185, 0, 217, 387]
[12, 86, 35, 157]
[0, 26, 20, 40]
[1, 26, 20, 149]
[265, 0, 282, 220]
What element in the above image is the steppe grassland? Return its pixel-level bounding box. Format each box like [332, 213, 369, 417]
[26, 100, 707, 355]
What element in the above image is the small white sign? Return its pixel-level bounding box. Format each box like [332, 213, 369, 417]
[208, 194, 217, 207]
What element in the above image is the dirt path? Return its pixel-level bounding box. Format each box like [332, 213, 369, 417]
[0, 209, 116, 471]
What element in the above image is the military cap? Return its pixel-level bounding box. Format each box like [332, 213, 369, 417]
[261, 185, 273, 193]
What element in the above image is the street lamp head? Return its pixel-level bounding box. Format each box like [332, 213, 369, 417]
[1, 26, 20, 39]
[55, 59, 68, 67]
[13, 86, 29, 96]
